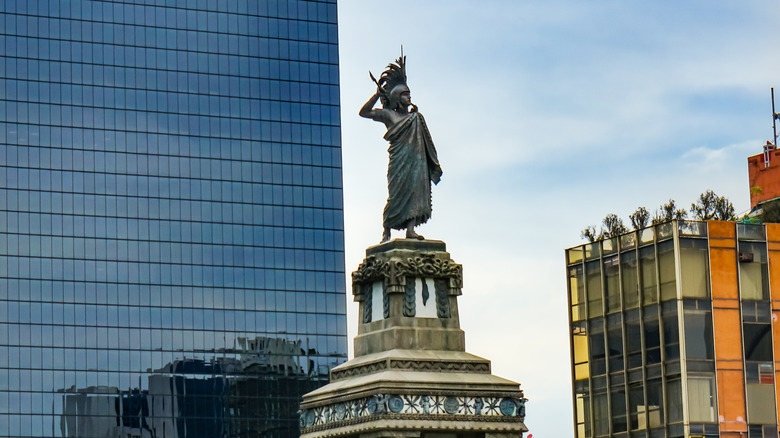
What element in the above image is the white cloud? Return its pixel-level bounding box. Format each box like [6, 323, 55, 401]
[338, 2, 780, 436]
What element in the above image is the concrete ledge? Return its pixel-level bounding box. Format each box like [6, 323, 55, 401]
[301, 417, 528, 438]
[366, 239, 447, 256]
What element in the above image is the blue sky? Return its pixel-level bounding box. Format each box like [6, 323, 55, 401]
[337, 2, 780, 436]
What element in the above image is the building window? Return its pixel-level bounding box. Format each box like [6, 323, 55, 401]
[621, 250, 639, 309]
[611, 386, 628, 432]
[589, 318, 606, 376]
[574, 380, 591, 438]
[666, 377, 683, 424]
[574, 382, 593, 438]
[687, 375, 717, 422]
[679, 238, 709, 298]
[658, 240, 676, 301]
[748, 424, 778, 438]
[607, 314, 624, 373]
[625, 310, 642, 369]
[569, 265, 585, 322]
[745, 359, 777, 424]
[683, 300, 714, 361]
[572, 320, 590, 381]
[593, 392, 609, 437]
[743, 301, 772, 362]
[628, 382, 645, 431]
[586, 261, 604, 318]
[639, 245, 658, 305]
[745, 362, 777, 424]
[739, 241, 769, 301]
[604, 255, 621, 313]
[646, 377, 664, 428]
[662, 301, 680, 361]
[643, 306, 661, 365]
[743, 323, 772, 362]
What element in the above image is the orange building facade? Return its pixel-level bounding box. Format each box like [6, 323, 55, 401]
[748, 147, 780, 208]
[566, 220, 780, 438]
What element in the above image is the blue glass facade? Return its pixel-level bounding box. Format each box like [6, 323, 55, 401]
[0, 1, 347, 436]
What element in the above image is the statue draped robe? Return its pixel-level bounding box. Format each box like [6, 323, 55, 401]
[382, 112, 442, 230]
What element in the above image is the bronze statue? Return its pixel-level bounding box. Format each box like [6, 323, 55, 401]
[360, 54, 442, 243]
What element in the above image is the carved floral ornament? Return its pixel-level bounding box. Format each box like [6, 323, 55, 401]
[352, 253, 463, 297]
[300, 393, 527, 431]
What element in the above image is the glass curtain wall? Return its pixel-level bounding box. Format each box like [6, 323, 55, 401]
[0, 1, 347, 437]
[567, 221, 722, 438]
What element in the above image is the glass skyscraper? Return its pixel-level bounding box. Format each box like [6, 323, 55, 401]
[0, 1, 347, 436]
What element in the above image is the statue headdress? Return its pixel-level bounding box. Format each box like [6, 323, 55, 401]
[370, 52, 408, 110]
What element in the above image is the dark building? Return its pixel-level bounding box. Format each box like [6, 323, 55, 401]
[0, 1, 346, 436]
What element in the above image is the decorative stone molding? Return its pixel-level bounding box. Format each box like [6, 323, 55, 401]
[403, 278, 416, 317]
[361, 283, 372, 324]
[329, 359, 490, 381]
[398, 253, 463, 288]
[388, 360, 490, 374]
[330, 361, 390, 380]
[435, 278, 450, 318]
[353, 252, 463, 300]
[352, 256, 389, 292]
[300, 394, 527, 432]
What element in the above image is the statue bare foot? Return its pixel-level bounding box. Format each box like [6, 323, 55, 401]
[405, 229, 424, 240]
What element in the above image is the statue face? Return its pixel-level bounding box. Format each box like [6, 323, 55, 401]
[388, 85, 411, 110]
[399, 91, 412, 107]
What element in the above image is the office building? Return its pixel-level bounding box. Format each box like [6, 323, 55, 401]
[0, 1, 347, 436]
[566, 219, 780, 438]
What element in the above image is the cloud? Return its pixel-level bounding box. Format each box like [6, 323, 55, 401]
[338, 2, 780, 436]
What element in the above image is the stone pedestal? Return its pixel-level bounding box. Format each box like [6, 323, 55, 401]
[300, 240, 527, 438]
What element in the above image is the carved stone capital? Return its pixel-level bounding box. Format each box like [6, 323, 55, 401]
[352, 245, 463, 301]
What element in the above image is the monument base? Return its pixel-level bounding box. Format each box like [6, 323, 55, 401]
[300, 240, 527, 438]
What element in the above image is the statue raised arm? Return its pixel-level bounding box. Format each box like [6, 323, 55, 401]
[360, 54, 442, 243]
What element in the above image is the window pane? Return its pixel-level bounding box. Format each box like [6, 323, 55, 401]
[739, 241, 769, 300]
[589, 319, 606, 376]
[662, 301, 680, 361]
[570, 265, 585, 322]
[621, 250, 639, 309]
[639, 246, 658, 304]
[744, 323, 772, 362]
[643, 307, 661, 365]
[687, 376, 717, 422]
[680, 239, 709, 298]
[593, 392, 609, 436]
[683, 304, 714, 360]
[572, 321, 590, 380]
[666, 377, 683, 423]
[646, 378, 664, 428]
[586, 261, 603, 318]
[658, 241, 676, 301]
[625, 310, 642, 369]
[604, 256, 620, 313]
[629, 383, 645, 430]
[607, 314, 624, 373]
[611, 387, 627, 432]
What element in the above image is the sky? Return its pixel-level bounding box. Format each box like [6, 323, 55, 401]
[336, 2, 780, 436]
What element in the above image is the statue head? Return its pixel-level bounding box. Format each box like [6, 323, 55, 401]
[375, 54, 410, 111]
[387, 84, 411, 111]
